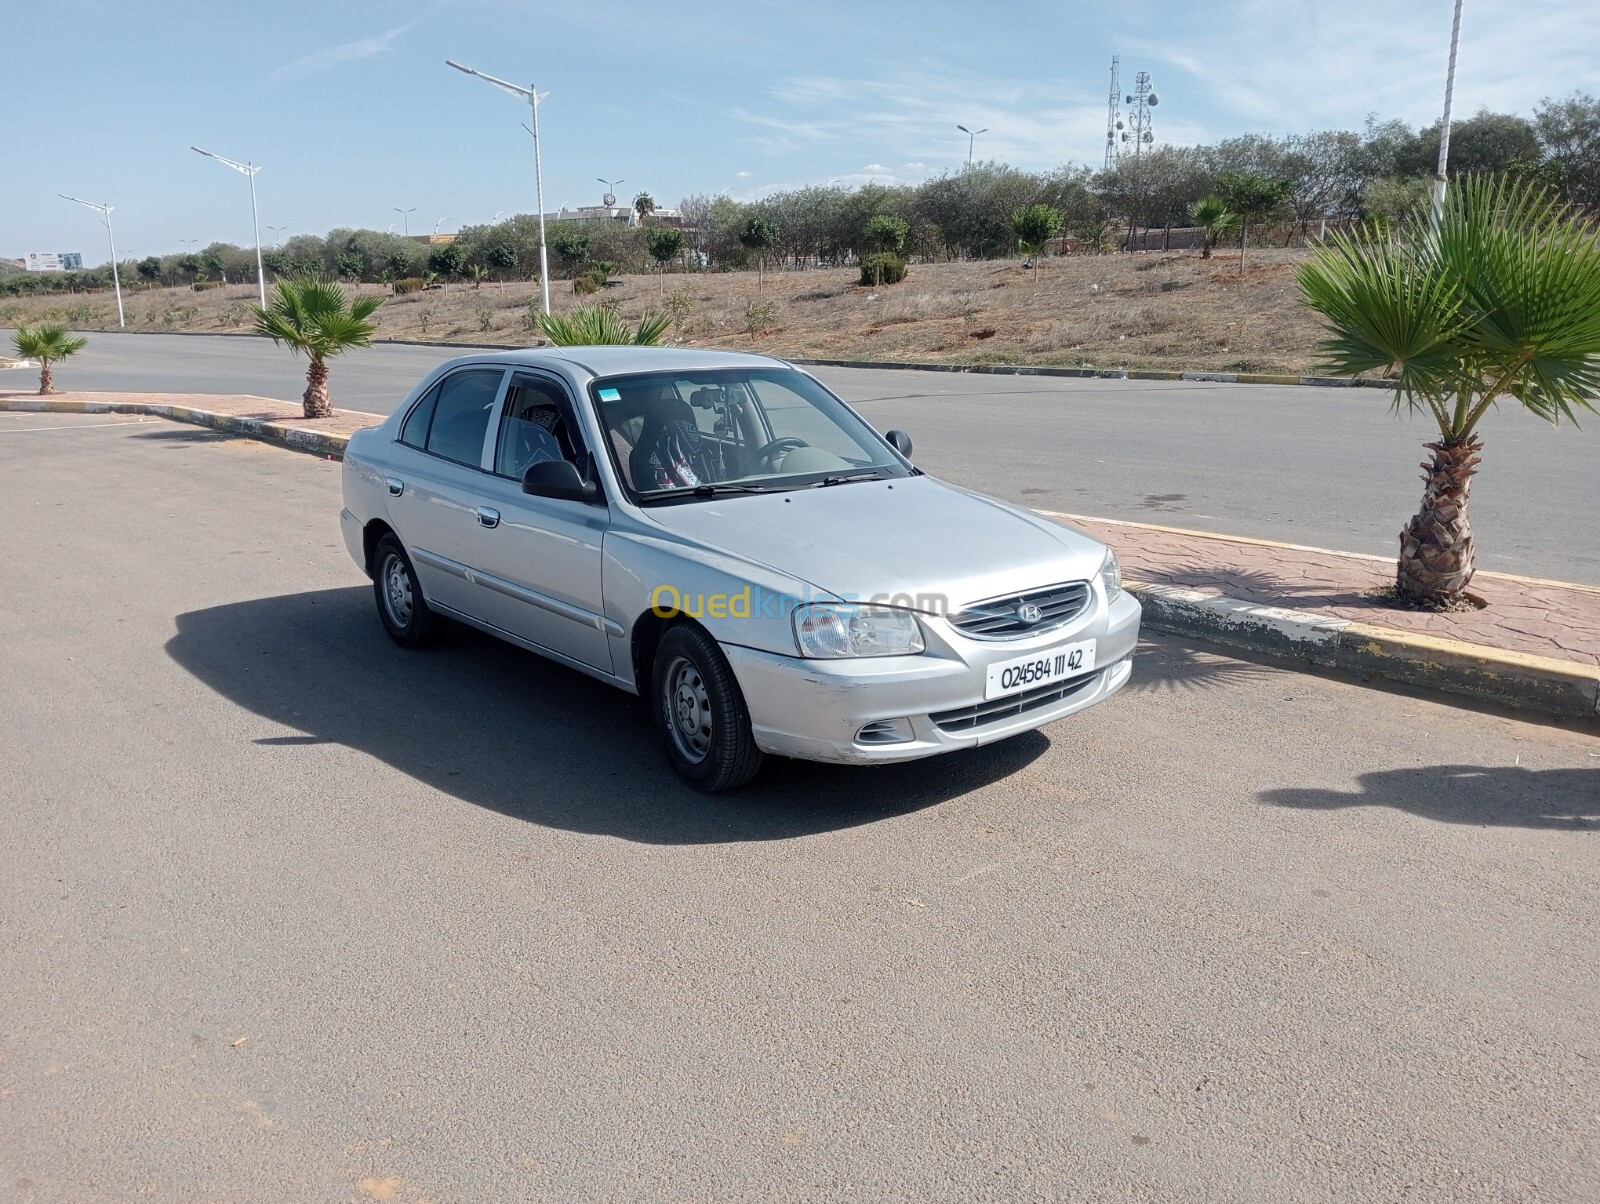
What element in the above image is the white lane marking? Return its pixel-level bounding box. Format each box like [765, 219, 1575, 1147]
[0, 418, 153, 433]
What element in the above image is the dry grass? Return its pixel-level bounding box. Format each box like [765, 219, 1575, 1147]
[0, 248, 1330, 373]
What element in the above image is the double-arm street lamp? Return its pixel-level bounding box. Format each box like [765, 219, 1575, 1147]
[60, 194, 125, 327]
[393, 207, 417, 236]
[446, 59, 552, 315]
[191, 146, 266, 307]
[957, 123, 988, 168]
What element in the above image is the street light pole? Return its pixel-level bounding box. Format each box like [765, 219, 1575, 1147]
[434, 216, 449, 235]
[393, 207, 416, 236]
[447, 59, 551, 315]
[956, 124, 988, 168]
[191, 146, 266, 307]
[60, 194, 125, 328]
[1432, 0, 1465, 221]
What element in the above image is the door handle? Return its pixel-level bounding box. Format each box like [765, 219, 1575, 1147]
[385, 477, 404, 497]
[476, 506, 501, 529]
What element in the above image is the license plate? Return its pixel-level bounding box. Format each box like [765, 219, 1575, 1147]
[984, 639, 1097, 700]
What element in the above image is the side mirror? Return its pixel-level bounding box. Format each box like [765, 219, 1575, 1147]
[522, 459, 601, 504]
[886, 429, 913, 459]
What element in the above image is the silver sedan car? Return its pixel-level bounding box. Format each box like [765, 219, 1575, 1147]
[340, 347, 1140, 790]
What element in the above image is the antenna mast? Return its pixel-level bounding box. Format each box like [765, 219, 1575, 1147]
[1122, 70, 1159, 162]
[1104, 55, 1122, 171]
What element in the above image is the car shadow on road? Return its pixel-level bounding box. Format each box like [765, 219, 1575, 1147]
[165, 587, 1049, 844]
[1260, 765, 1599, 830]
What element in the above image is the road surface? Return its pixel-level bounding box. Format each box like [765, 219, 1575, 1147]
[1, 412, 1596, 1202]
[11, 329, 1599, 581]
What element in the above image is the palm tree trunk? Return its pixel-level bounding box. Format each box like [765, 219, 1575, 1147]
[38, 360, 54, 395]
[303, 357, 332, 419]
[1396, 435, 1482, 605]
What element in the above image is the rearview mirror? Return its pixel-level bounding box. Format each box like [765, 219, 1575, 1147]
[522, 459, 601, 504]
[886, 429, 913, 458]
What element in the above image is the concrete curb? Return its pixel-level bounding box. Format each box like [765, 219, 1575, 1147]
[7, 395, 1593, 720]
[1129, 582, 1600, 720]
[0, 396, 351, 459]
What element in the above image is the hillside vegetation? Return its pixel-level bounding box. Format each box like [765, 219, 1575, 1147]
[0, 249, 1328, 374]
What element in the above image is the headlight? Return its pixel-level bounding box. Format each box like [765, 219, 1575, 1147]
[793, 603, 925, 658]
[1098, 548, 1123, 602]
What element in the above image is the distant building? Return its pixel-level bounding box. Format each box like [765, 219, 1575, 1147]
[543, 204, 683, 228]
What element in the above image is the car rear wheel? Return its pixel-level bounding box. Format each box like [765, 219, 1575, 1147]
[652, 624, 763, 792]
[372, 533, 445, 648]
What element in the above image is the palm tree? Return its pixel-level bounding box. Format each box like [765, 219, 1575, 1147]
[11, 324, 88, 395]
[1298, 175, 1600, 607]
[633, 192, 656, 225]
[536, 305, 669, 346]
[250, 275, 383, 418]
[1188, 196, 1238, 259]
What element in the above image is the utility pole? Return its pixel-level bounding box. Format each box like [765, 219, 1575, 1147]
[1432, 0, 1465, 221]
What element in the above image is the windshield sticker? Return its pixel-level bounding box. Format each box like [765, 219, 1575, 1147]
[597, 387, 621, 401]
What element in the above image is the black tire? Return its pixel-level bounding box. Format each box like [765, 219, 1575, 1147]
[652, 623, 763, 792]
[371, 533, 446, 649]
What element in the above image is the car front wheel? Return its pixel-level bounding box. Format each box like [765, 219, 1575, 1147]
[652, 624, 763, 792]
[372, 533, 445, 648]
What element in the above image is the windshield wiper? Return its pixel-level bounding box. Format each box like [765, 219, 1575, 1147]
[812, 470, 890, 487]
[692, 482, 784, 497]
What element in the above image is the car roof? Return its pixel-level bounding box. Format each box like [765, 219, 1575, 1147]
[462, 345, 790, 378]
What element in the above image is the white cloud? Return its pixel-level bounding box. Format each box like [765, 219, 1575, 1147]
[733, 170, 753, 178]
[268, 20, 418, 84]
[1128, 0, 1599, 134]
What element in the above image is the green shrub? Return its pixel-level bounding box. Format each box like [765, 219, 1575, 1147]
[743, 297, 778, 333]
[858, 253, 908, 286]
[573, 272, 604, 296]
[392, 277, 425, 296]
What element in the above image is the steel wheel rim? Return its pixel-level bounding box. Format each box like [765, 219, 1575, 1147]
[665, 655, 713, 763]
[382, 553, 414, 628]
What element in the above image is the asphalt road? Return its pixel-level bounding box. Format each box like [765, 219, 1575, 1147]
[16, 330, 1598, 583]
[2, 412, 1596, 1202]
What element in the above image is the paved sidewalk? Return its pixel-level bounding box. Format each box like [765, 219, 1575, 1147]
[0, 389, 381, 441]
[1058, 513, 1600, 668]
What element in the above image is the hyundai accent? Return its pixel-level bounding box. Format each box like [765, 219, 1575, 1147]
[340, 347, 1140, 790]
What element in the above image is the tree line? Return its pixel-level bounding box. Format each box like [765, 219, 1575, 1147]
[7, 92, 1596, 298]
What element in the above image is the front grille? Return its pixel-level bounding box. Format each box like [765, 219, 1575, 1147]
[930, 671, 1100, 734]
[948, 581, 1092, 640]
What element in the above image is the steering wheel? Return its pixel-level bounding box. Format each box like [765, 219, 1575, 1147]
[752, 437, 809, 470]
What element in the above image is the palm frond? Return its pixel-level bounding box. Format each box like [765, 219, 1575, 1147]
[1297, 174, 1600, 436]
[250, 274, 382, 360]
[536, 305, 670, 346]
[11, 324, 88, 362]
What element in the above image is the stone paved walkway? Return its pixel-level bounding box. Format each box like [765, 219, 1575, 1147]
[1057, 514, 1600, 667]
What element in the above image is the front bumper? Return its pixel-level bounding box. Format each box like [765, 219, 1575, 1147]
[722, 591, 1141, 764]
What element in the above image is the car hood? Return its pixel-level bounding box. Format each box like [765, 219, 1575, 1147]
[643, 475, 1107, 608]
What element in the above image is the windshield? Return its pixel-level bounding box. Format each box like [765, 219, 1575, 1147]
[588, 368, 911, 502]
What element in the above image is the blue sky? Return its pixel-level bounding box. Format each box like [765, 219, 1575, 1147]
[6, 0, 1597, 262]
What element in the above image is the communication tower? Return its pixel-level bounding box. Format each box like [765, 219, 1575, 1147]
[1104, 55, 1122, 171]
[1121, 70, 1159, 161]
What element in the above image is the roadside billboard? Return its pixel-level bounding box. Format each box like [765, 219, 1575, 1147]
[25, 252, 83, 272]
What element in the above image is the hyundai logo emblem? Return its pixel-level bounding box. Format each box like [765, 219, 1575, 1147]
[1016, 602, 1044, 625]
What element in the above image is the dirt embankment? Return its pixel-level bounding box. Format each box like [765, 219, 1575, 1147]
[2, 248, 1330, 374]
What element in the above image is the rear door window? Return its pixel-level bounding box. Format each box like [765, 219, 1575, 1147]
[423, 368, 504, 467]
[494, 375, 587, 480]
